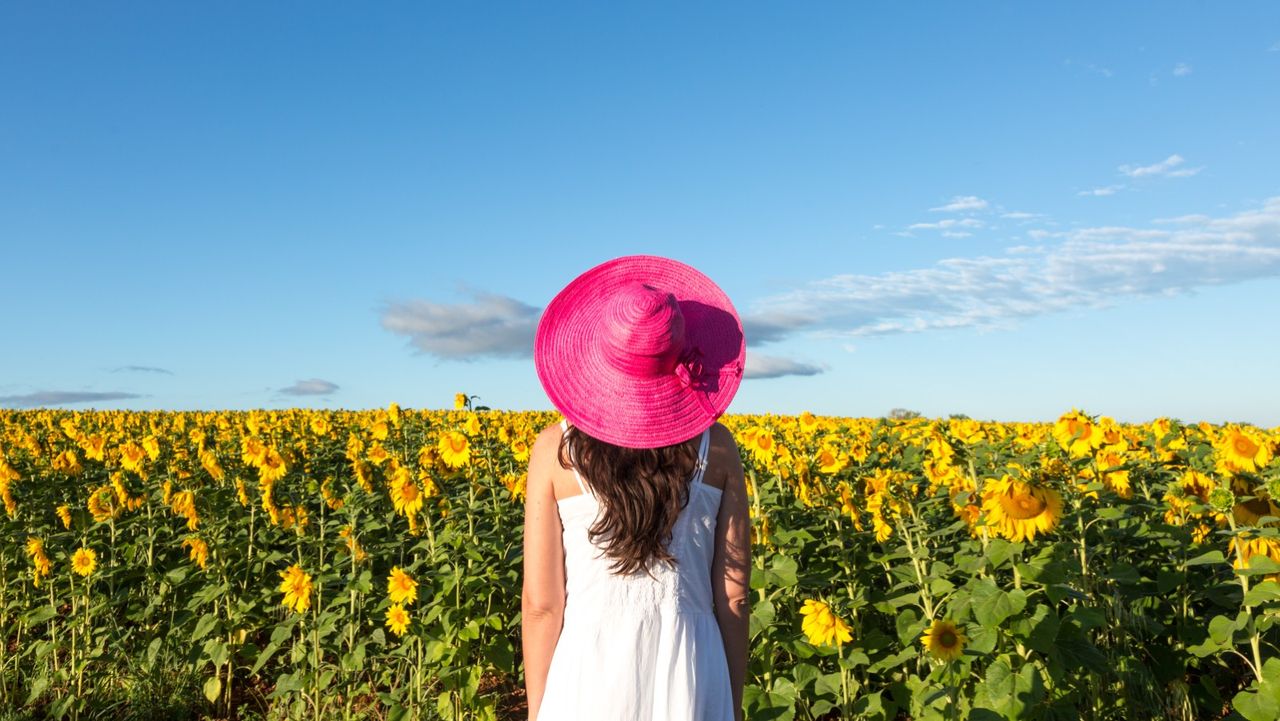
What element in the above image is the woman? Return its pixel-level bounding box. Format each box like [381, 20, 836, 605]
[521, 255, 752, 721]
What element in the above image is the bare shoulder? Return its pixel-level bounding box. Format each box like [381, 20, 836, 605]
[702, 421, 744, 492]
[525, 421, 567, 500]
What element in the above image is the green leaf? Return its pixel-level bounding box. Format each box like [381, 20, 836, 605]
[1245, 580, 1280, 606]
[1238, 555, 1280, 577]
[1208, 615, 1238, 645]
[1185, 550, 1226, 566]
[191, 612, 218, 642]
[749, 599, 775, 640]
[203, 676, 222, 704]
[971, 580, 1026, 628]
[250, 641, 280, 676]
[1234, 688, 1280, 721]
[766, 555, 799, 588]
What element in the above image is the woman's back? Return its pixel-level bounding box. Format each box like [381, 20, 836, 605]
[521, 255, 750, 721]
[534, 420, 737, 720]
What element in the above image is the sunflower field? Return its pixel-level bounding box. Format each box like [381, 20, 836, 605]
[0, 398, 1278, 720]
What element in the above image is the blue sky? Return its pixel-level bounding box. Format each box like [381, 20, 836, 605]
[2, 3, 1278, 426]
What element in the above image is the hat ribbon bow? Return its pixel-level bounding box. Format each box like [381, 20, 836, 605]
[673, 345, 743, 418]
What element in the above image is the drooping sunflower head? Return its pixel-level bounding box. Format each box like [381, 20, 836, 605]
[278, 564, 313, 614]
[981, 475, 1064, 543]
[922, 619, 967, 662]
[799, 598, 853, 648]
[387, 566, 418, 606]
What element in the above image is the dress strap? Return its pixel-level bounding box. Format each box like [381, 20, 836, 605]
[561, 419, 591, 497]
[689, 427, 711, 488]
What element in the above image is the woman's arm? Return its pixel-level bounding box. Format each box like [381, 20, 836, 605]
[710, 423, 751, 721]
[521, 424, 568, 720]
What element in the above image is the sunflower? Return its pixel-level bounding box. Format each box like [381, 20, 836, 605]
[257, 447, 288, 483]
[1053, 409, 1103, 458]
[438, 431, 471, 469]
[71, 547, 97, 577]
[389, 465, 424, 518]
[87, 484, 120, 523]
[454, 392, 468, 410]
[744, 427, 777, 464]
[118, 442, 147, 472]
[56, 504, 72, 529]
[799, 411, 821, 434]
[338, 525, 369, 563]
[799, 598, 853, 647]
[511, 438, 531, 464]
[26, 537, 51, 587]
[816, 445, 848, 475]
[463, 413, 481, 436]
[278, 564, 313, 614]
[1216, 425, 1273, 474]
[387, 566, 418, 605]
[922, 619, 967, 662]
[385, 603, 410, 636]
[182, 536, 209, 570]
[310, 415, 331, 436]
[981, 475, 1063, 543]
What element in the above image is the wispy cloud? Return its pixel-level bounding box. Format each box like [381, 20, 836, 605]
[1078, 185, 1123, 197]
[1269, 41, 1280, 52]
[1172, 62, 1192, 77]
[929, 196, 988, 213]
[380, 291, 540, 360]
[278, 379, 339, 396]
[1064, 58, 1113, 78]
[743, 197, 1280, 344]
[1153, 214, 1211, 225]
[743, 353, 825, 379]
[111, 365, 174, 375]
[0, 390, 144, 408]
[1000, 211, 1041, 220]
[908, 218, 985, 231]
[1119, 154, 1201, 179]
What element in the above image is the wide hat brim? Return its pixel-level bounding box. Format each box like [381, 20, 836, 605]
[535, 255, 746, 449]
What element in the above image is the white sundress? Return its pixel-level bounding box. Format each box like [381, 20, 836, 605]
[536, 419, 736, 721]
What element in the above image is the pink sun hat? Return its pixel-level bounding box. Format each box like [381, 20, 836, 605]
[534, 255, 746, 449]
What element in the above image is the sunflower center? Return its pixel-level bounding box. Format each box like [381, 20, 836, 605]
[1234, 436, 1257, 456]
[939, 630, 958, 648]
[450, 437, 467, 453]
[1002, 489, 1047, 520]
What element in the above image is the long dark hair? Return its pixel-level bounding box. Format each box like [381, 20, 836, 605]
[558, 424, 702, 577]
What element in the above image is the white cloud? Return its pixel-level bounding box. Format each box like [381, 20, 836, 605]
[0, 390, 144, 408]
[1153, 214, 1211, 225]
[1119, 154, 1191, 178]
[380, 291, 540, 360]
[744, 197, 1280, 343]
[1173, 62, 1192, 77]
[278, 379, 339, 396]
[908, 218, 984, 231]
[743, 353, 825, 379]
[942, 231, 973, 238]
[1001, 211, 1040, 220]
[929, 195, 989, 213]
[111, 365, 174, 375]
[1078, 185, 1123, 197]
